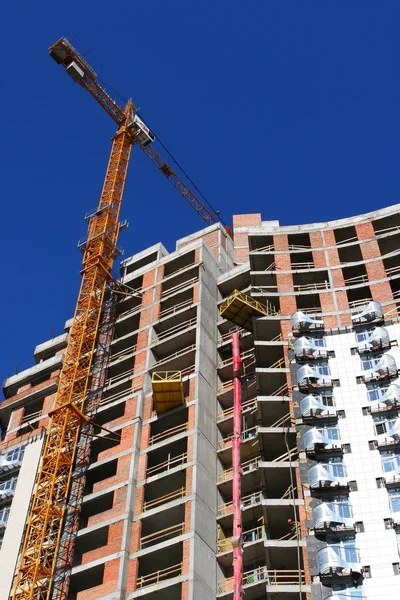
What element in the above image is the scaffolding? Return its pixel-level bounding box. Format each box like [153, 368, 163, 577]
[220, 289, 279, 332]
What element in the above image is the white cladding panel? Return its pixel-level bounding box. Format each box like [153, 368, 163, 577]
[323, 322, 400, 599]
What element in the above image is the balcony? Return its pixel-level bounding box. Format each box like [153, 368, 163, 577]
[291, 311, 324, 333]
[351, 301, 384, 325]
[356, 327, 390, 354]
[0, 447, 25, 473]
[293, 336, 327, 361]
[374, 417, 400, 446]
[316, 545, 362, 579]
[367, 381, 400, 407]
[139, 522, 185, 550]
[218, 524, 265, 554]
[0, 506, 10, 529]
[0, 476, 18, 501]
[361, 354, 397, 383]
[137, 562, 183, 589]
[312, 502, 354, 533]
[218, 490, 262, 518]
[382, 455, 400, 484]
[303, 427, 341, 454]
[300, 394, 336, 419]
[308, 463, 347, 489]
[217, 566, 307, 595]
[297, 364, 332, 391]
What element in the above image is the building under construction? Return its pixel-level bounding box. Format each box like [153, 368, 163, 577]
[3, 205, 400, 600]
[2, 36, 400, 600]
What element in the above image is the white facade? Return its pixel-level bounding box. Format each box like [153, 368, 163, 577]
[307, 319, 400, 599]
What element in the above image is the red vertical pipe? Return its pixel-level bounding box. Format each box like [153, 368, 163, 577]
[232, 331, 243, 599]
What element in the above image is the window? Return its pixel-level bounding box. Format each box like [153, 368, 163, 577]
[0, 505, 10, 525]
[367, 382, 389, 402]
[356, 329, 374, 344]
[310, 337, 325, 348]
[5, 446, 25, 463]
[336, 503, 352, 519]
[319, 393, 335, 407]
[361, 356, 377, 371]
[382, 455, 400, 473]
[330, 463, 346, 478]
[341, 540, 359, 564]
[384, 518, 393, 530]
[314, 361, 330, 376]
[389, 488, 400, 512]
[0, 476, 18, 493]
[363, 565, 372, 578]
[374, 418, 398, 437]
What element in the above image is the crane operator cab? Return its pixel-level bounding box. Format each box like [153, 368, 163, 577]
[129, 115, 156, 147]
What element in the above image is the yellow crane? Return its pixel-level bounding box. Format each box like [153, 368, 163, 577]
[10, 37, 228, 600]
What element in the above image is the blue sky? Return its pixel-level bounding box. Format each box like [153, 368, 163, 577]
[1, 1, 400, 387]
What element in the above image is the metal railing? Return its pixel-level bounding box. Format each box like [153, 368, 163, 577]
[154, 318, 197, 343]
[159, 298, 193, 319]
[152, 344, 196, 368]
[218, 349, 255, 369]
[217, 567, 306, 593]
[140, 522, 185, 549]
[149, 422, 188, 446]
[272, 447, 299, 462]
[110, 342, 137, 362]
[291, 261, 314, 269]
[21, 409, 43, 425]
[270, 382, 289, 396]
[218, 426, 258, 450]
[218, 525, 265, 553]
[161, 277, 198, 299]
[218, 456, 260, 483]
[344, 273, 368, 286]
[269, 412, 293, 428]
[146, 452, 188, 477]
[218, 490, 262, 517]
[143, 486, 186, 512]
[294, 281, 330, 292]
[136, 562, 183, 588]
[217, 398, 257, 422]
[105, 368, 134, 388]
[164, 261, 197, 280]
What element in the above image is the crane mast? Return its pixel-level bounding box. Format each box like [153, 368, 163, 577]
[11, 104, 134, 600]
[10, 37, 228, 600]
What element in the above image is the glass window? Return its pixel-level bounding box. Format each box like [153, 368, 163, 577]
[0, 505, 10, 524]
[331, 463, 345, 477]
[325, 428, 340, 441]
[320, 392, 334, 406]
[367, 382, 388, 402]
[336, 503, 352, 519]
[5, 446, 25, 463]
[313, 361, 330, 376]
[389, 488, 400, 512]
[0, 476, 18, 492]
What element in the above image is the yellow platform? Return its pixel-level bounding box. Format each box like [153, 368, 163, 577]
[152, 371, 184, 414]
[220, 289, 279, 332]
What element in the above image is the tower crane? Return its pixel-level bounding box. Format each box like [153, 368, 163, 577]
[10, 37, 229, 600]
